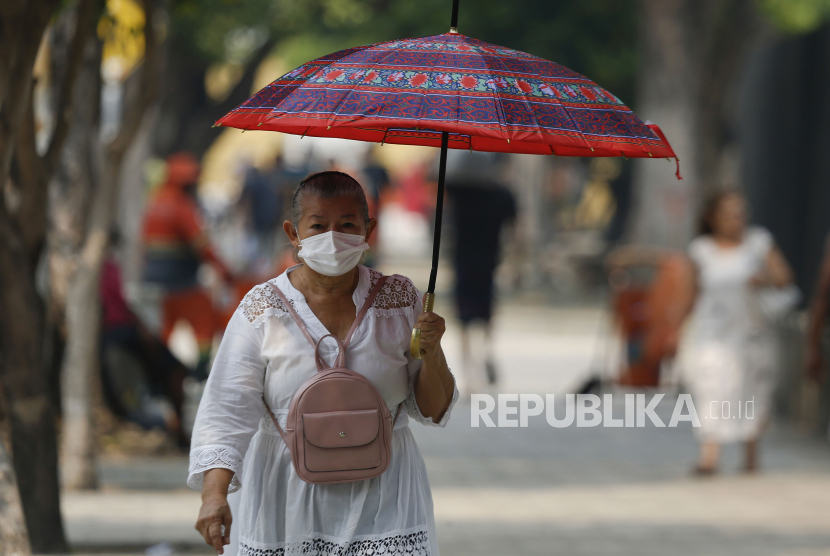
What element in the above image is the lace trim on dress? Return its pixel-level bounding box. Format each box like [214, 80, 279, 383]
[365, 269, 420, 318]
[407, 371, 459, 428]
[239, 280, 297, 329]
[239, 271, 420, 326]
[239, 527, 431, 556]
[188, 444, 244, 493]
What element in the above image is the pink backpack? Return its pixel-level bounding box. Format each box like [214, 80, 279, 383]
[263, 276, 402, 484]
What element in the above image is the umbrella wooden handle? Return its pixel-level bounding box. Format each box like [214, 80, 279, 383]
[410, 293, 435, 360]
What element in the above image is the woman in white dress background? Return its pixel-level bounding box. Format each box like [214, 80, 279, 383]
[678, 191, 795, 474]
[188, 171, 458, 555]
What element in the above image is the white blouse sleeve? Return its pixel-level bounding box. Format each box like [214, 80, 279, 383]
[188, 308, 266, 493]
[403, 283, 459, 427]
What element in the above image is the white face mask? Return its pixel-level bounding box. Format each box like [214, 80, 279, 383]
[297, 230, 369, 277]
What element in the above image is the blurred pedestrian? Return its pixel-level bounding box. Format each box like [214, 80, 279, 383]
[805, 234, 830, 441]
[189, 171, 457, 555]
[806, 235, 830, 383]
[101, 230, 190, 447]
[141, 152, 235, 380]
[444, 150, 517, 389]
[677, 191, 796, 474]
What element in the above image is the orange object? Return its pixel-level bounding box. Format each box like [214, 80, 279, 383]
[161, 288, 217, 349]
[142, 152, 232, 283]
[612, 253, 693, 387]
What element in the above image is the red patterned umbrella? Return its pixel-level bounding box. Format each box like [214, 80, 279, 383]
[216, 0, 678, 356]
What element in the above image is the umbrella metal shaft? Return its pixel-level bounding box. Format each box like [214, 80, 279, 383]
[411, 131, 448, 359]
[428, 131, 449, 295]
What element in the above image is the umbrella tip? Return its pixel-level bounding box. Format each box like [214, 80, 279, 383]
[449, 27, 458, 34]
[327, 125, 331, 130]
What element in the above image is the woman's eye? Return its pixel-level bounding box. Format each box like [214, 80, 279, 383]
[342, 222, 355, 228]
[311, 224, 324, 229]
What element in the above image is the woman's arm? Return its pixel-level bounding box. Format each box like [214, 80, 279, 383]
[412, 308, 455, 422]
[196, 469, 234, 554]
[189, 299, 267, 553]
[764, 247, 794, 288]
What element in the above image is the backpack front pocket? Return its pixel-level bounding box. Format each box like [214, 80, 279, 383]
[302, 409, 382, 472]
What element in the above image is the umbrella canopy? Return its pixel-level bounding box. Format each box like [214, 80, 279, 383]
[215, 5, 679, 358]
[216, 32, 677, 161]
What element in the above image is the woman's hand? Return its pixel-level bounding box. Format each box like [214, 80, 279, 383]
[414, 302, 446, 359]
[412, 296, 454, 421]
[196, 468, 234, 554]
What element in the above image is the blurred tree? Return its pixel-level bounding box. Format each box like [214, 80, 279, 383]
[629, 0, 830, 248]
[760, 0, 830, 33]
[0, 0, 97, 551]
[51, 0, 161, 492]
[0, 0, 60, 188]
[0, 443, 29, 555]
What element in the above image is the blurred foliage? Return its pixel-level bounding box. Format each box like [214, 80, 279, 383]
[759, 0, 830, 34]
[98, 0, 146, 81]
[168, 0, 640, 104]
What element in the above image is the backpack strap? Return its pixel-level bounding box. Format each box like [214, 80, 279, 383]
[262, 274, 401, 438]
[265, 274, 388, 369]
[263, 396, 289, 445]
[314, 333, 345, 371]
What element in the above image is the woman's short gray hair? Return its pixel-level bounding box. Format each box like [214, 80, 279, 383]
[291, 171, 371, 227]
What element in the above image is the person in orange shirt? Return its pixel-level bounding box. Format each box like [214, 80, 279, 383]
[142, 152, 234, 380]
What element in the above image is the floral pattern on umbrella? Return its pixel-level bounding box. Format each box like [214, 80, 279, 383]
[217, 32, 676, 159]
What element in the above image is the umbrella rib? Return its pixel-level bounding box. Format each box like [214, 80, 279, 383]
[545, 90, 597, 154]
[487, 46, 546, 147]
[471, 40, 510, 146]
[515, 59, 596, 154]
[412, 37, 449, 137]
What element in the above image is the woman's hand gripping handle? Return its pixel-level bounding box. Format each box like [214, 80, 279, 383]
[410, 292, 435, 359]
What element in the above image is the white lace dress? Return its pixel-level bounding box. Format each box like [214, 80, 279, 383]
[188, 264, 459, 556]
[677, 227, 778, 443]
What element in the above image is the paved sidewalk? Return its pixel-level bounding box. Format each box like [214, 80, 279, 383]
[62, 302, 830, 556]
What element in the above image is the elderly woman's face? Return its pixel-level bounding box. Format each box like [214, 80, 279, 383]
[285, 195, 375, 248]
[711, 194, 747, 239]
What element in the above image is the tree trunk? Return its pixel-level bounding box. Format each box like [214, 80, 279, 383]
[59, 211, 110, 490]
[0, 441, 29, 556]
[629, 0, 698, 248]
[153, 35, 275, 158]
[0, 0, 104, 548]
[0, 215, 67, 552]
[0, 0, 60, 188]
[54, 25, 105, 492]
[58, 0, 161, 489]
[629, 0, 762, 248]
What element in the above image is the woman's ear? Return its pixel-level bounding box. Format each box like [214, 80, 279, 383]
[365, 218, 378, 242]
[284, 220, 300, 248]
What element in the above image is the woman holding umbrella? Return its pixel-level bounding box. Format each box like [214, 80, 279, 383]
[189, 171, 458, 556]
[190, 0, 679, 551]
